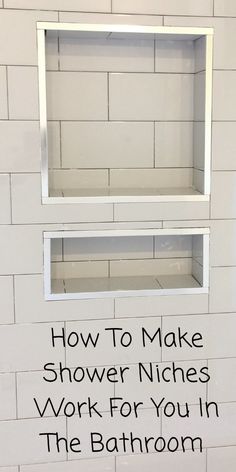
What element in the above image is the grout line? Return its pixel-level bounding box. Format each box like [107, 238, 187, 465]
[5, 66, 10, 119]
[154, 38, 156, 72]
[9, 174, 13, 224]
[57, 33, 60, 71]
[2, 355, 236, 376]
[213, 0, 215, 17]
[0, 6, 222, 17]
[12, 275, 16, 323]
[47, 69, 197, 75]
[59, 121, 63, 168]
[107, 72, 110, 121]
[111, 0, 113, 14]
[160, 316, 163, 362]
[0, 444, 234, 469]
[160, 407, 163, 436]
[66, 417, 68, 460]
[15, 372, 18, 419]
[206, 359, 209, 402]
[153, 122, 156, 167]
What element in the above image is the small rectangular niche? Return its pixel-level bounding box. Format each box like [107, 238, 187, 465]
[37, 22, 213, 204]
[44, 228, 210, 300]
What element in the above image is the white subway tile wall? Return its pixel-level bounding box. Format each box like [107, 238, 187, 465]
[0, 1, 235, 470]
[43, 31, 209, 199]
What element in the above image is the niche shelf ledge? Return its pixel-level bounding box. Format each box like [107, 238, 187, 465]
[44, 228, 210, 300]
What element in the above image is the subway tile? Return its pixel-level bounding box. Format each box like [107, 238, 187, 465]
[162, 313, 236, 362]
[0, 417, 66, 466]
[11, 174, 113, 223]
[20, 457, 115, 472]
[117, 450, 206, 472]
[48, 122, 61, 169]
[112, 0, 213, 16]
[210, 220, 236, 266]
[162, 402, 236, 448]
[68, 409, 161, 459]
[51, 238, 63, 262]
[59, 37, 154, 72]
[193, 169, 204, 194]
[0, 226, 43, 275]
[15, 274, 114, 323]
[66, 317, 162, 368]
[155, 235, 193, 258]
[0, 373, 16, 420]
[155, 122, 193, 168]
[0, 122, 40, 173]
[211, 172, 236, 219]
[208, 358, 236, 403]
[114, 201, 209, 221]
[110, 258, 192, 278]
[46, 32, 59, 71]
[0, 468, 18, 472]
[110, 168, 193, 188]
[0, 10, 57, 65]
[194, 72, 205, 121]
[17, 368, 114, 418]
[165, 17, 236, 70]
[0, 175, 11, 224]
[109, 73, 194, 121]
[8, 67, 39, 120]
[63, 235, 153, 262]
[52, 260, 108, 280]
[115, 294, 208, 318]
[0, 322, 64, 373]
[193, 122, 205, 171]
[214, 0, 236, 17]
[213, 72, 236, 120]
[0, 67, 8, 119]
[155, 40, 195, 73]
[47, 72, 107, 120]
[212, 122, 236, 171]
[59, 12, 163, 27]
[210, 267, 236, 313]
[208, 446, 236, 472]
[0, 276, 14, 324]
[212, 18, 236, 69]
[116, 359, 207, 407]
[163, 219, 211, 228]
[4, 0, 111, 12]
[195, 36, 206, 73]
[61, 122, 154, 169]
[49, 169, 108, 190]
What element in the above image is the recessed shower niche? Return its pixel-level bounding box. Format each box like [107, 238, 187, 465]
[37, 22, 213, 204]
[44, 228, 210, 300]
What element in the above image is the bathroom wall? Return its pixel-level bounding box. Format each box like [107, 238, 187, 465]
[0, 0, 236, 471]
